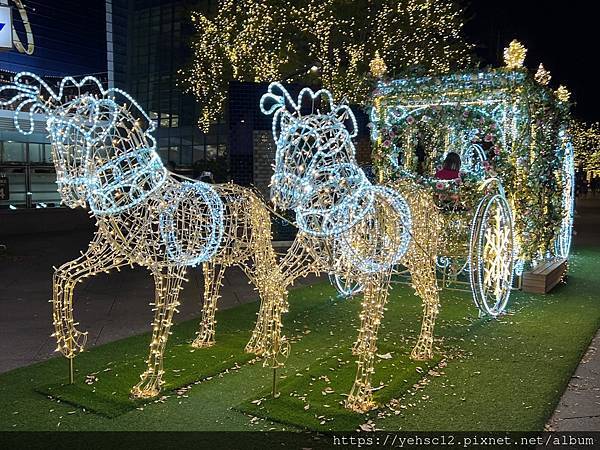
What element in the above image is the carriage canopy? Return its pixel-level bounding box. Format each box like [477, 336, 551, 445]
[369, 69, 574, 266]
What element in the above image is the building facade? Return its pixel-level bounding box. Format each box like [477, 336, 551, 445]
[0, 0, 369, 237]
[0, 0, 108, 215]
[111, 0, 226, 179]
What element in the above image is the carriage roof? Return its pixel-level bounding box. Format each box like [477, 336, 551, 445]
[368, 68, 572, 175]
[371, 69, 562, 111]
[368, 68, 574, 265]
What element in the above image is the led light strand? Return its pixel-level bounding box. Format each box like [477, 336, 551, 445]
[262, 83, 441, 413]
[2, 72, 290, 398]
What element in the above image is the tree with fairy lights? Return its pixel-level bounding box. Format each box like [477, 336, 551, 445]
[180, 0, 473, 131]
[571, 121, 600, 172]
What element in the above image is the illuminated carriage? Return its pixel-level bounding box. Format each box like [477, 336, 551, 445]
[337, 67, 574, 316]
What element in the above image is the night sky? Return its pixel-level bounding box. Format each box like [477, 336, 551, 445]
[464, 0, 597, 122]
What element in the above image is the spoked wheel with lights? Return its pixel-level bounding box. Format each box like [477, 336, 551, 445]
[468, 188, 515, 317]
[329, 273, 363, 298]
[555, 142, 575, 258]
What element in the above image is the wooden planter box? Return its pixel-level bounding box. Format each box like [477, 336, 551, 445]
[522, 258, 568, 294]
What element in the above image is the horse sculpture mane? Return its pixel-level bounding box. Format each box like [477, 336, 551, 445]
[1, 72, 168, 215]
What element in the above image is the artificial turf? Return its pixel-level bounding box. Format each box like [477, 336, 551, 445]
[0, 246, 598, 432]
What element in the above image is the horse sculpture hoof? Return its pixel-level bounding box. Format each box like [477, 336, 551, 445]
[244, 342, 266, 356]
[410, 346, 433, 361]
[58, 330, 88, 356]
[191, 337, 215, 349]
[345, 394, 376, 413]
[130, 380, 161, 399]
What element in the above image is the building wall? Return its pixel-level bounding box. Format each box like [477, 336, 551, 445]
[0, 0, 107, 76]
[112, 0, 225, 175]
[0, 0, 108, 234]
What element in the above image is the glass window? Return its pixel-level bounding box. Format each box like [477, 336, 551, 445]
[158, 147, 169, 164]
[193, 145, 205, 161]
[30, 169, 61, 207]
[2, 142, 26, 163]
[0, 167, 27, 208]
[206, 145, 217, 159]
[168, 146, 179, 166]
[28, 143, 45, 163]
[181, 146, 192, 166]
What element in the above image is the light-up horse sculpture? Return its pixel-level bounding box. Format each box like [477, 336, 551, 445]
[260, 83, 441, 412]
[0, 73, 288, 398]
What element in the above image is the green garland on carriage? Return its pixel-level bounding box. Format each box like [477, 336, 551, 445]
[369, 45, 573, 266]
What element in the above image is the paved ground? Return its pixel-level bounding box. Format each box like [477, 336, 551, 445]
[547, 195, 600, 431]
[0, 228, 320, 373]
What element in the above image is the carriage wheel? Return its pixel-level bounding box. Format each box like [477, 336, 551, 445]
[555, 144, 575, 258]
[329, 273, 363, 298]
[469, 193, 515, 316]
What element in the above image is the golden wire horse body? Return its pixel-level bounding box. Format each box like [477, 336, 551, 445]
[0, 73, 288, 398]
[260, 83, 441, 412]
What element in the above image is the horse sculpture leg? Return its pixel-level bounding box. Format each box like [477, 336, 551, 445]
[408, 254, 440, 360]
[243, 255, 289, 366]
[131, 265, 186, 399]
[402, 186, 441, 361]
[345, 271, 392, 412]
[244, 196, 289, 367]
[192, 262, 226, 348]
[53, 233, 123, 359]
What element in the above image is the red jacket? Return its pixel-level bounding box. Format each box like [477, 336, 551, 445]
[435, 168, 460, 180]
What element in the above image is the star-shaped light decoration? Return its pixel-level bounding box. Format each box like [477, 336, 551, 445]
[503, 40, 527, 69]
[555, 85, 571, 103]
[369, 51, 387, 79]
[534, 63, 551, 86]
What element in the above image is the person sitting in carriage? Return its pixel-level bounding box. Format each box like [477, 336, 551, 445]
[435, 152, 461, 180]
[434, 152, 463, 210]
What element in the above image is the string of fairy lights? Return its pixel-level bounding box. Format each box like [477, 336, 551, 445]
[261, 83, 441, 412]
[571, 121, 600, 172]
[180, 0, 472, 131]
[1, 72, 290, 398]
[370, 41, 574, 267]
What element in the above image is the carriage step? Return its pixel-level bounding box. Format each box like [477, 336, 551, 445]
[522, 258, 568, 294]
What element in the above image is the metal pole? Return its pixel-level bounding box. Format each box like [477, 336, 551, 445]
[69, 358, 74, 384]
[272, 368, 279, 398]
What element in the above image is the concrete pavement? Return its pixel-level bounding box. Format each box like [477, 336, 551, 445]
[547, 195, 600, 431]
[0, 229, 319, 373]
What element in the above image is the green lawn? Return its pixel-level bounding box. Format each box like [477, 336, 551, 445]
[0, 246, 598, 432]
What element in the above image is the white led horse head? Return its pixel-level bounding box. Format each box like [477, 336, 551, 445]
[0, 72, 167, 214]
[260, 82, 374, 237]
